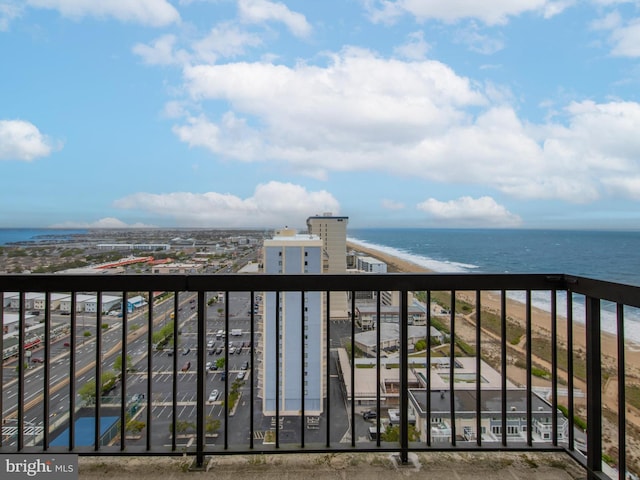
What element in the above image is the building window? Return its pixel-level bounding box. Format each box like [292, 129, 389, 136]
[492, 426, 501, 435]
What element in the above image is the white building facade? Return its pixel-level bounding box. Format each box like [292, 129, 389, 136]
[262, 229, 324, 416]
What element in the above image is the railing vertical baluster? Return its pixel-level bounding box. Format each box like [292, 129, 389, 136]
[526, 290, 533, 447]
[0, 291, 3, 448]
[500, 290, 507, 447]
[69, 292, 77, 451]
[567, 292, 574, 452]
[250, 290, 255, 450]
[196, 290, 206, 468]
[617, 303, 626, 480]
[300, 290, 305, 449]
[224, 290, 230, 450]
[551, 290, 558, 446]
[146, 290, 153, 452]
[475, 290, 481, 447]
[171, 291, 179, 452]
[325, 290, 331, 449]
[350, 291, 355, 448]
[376, 290, 381, 447]
[585, 296, 603, 479]
[275, 290, 280, 449]
[426, 290, 431, 448]
[400, 289, 409, 463]
[94, 293, 103, 451]
[449, 290, 456, 447]
[120, 292, 128, 451]
[17, 292, 25, 450]
[43, 291, 51, 450]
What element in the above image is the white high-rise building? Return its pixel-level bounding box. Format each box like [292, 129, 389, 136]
[306, 213, 349, 319]
[261, 228, 324, 416]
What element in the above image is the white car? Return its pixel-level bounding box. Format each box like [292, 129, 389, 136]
[208, 389, 219, 402]
[237, 371, 246, 380]
[207, 340, 214, 348]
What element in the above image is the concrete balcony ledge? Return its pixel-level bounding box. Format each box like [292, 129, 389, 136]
[78, 452, 587, 480]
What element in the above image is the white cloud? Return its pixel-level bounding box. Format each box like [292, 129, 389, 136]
[364, 0, 569, 26]
[113, 181, 340, 227]
[173, 47, 640, 204]
[133, 24, 263, 66]
[393, 31, 430, 60]
[192, 22, 263, 62]
[238, 0, 312, 38]
[455, 23, 505, 54]
[591, 9, 640, 57]
[50, 217, 157, 228]
[610, 18, 640, 57]
[417, 196, 522, 227]
[381, 199, 405, 210]
[132, 34, 187, 66]
[26, 0, 180, 27]
[0, 2, 23, 31]
[0, 120, 59, 161]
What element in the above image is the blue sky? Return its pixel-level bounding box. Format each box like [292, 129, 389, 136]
[2, 0, 640, 230]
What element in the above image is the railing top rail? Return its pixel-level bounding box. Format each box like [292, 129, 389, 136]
[1, 273, 564, 292]
[1, 273, 639, 307]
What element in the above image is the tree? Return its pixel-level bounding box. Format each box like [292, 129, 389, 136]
[125, 413, 146, 436]
[113, 354, 132, 372]
[78, 371, 117, 402]
[381, 424, 420, 442]
[215, 357, 225, 369]
[205, 416, 220, 435]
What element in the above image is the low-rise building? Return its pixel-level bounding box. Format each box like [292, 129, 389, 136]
[356, 256, 387, 273]
[408, 388, 568, 444]
[355, 304, 425, 329]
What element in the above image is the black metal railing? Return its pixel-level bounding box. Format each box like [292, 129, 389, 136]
[1, 273, 639, 480]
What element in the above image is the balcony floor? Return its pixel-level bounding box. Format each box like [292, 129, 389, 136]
[78, 451, 587, 479]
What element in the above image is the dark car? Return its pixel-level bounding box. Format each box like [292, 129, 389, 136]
[362, 410, 377, 420]
[220, 371, 226, 380]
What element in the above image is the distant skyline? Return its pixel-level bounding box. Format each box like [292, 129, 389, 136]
[2, 1, 640, 230]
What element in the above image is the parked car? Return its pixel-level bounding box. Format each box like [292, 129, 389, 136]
[181, 361, 191, 372]
[237, 371, 246, 380]
[229, 347, 236, 354]
[31, 357, 44, 363]
[208, 389, 219, 402]
[207, 340, 215, 348]
[220, 371, 226, 381]
[362, 410, 377, 420]
[241, 361, 249, 370]
[182, 348, 190, 355]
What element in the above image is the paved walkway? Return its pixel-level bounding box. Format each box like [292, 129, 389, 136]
[79, 452, 589, 480]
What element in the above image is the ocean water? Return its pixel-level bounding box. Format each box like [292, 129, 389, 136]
[0, 228, 87, 246]
[348, 228, 640, 342]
